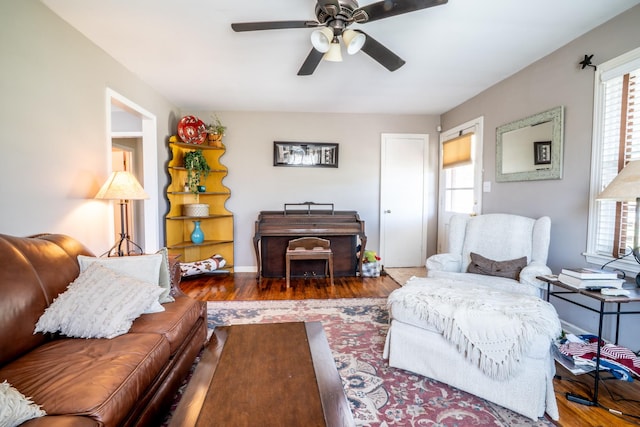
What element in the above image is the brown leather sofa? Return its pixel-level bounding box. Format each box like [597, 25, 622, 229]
[0, 233, 207, 426]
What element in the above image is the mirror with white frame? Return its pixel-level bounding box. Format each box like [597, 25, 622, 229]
[496, 106, 564, 182]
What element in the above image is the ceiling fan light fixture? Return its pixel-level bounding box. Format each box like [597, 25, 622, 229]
[342, 29, 365, 55]
[310, 27, 333, 53]
[324, 39, 342, 62]
[231, 0, 449, 75]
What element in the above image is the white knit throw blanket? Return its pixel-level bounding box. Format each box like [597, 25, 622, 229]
[388, 279, 561, 380]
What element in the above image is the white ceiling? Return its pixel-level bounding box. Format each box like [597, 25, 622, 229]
[42, 0, 639, 115]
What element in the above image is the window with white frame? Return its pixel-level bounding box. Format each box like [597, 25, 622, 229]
[442, 132, 476, 214]
[587, 47, 640, 271]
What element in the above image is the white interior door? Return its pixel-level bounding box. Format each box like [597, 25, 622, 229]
[380, 133, 429, 267]
[437, 117, 483, 253]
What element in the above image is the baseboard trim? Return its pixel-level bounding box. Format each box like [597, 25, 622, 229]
[233, 266, 258, 273]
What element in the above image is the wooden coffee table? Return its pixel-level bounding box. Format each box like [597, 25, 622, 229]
[169, 322, 355, 427]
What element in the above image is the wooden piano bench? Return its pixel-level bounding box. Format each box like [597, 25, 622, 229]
[285, 237, 334, 289]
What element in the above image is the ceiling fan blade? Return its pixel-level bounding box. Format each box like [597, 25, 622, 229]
[297, 48, 324, 76]
[231, 21, 319, 32]
[354, 0, 447, 23]
[358, 31, 405, 71]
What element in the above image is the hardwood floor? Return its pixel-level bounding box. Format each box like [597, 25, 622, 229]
[180, 272, 640, 426]
[179, 271, 400, 301]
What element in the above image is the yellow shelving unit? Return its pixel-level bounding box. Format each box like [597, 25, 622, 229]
[165, 140, 234, 271]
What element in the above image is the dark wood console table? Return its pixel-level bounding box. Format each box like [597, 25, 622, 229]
[539, 276, 640, 406]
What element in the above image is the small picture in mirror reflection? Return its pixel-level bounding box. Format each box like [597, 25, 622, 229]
[534, 141, 551, 165]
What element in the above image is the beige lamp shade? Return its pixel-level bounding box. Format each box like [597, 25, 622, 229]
[95, 171, 149, 201]
[442, 133, 473, 169]
[342, 29, 365, 55]
[598, 160, 640, 254]
[324, 40, 342, 62]
[597, 160, 640, 201]
[310, 27, 333, 53]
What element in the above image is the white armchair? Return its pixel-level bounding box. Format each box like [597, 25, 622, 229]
[426, 213, 552, 295]
[385, 213, 560, 421]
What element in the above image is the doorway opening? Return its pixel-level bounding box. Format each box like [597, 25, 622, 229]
[106, 89, 160, 252]
[110, 138, 144, 248]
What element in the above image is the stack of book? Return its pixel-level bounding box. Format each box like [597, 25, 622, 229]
[558, 268, 624, 289]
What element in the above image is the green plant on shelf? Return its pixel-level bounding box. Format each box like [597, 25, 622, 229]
[184, 149, 211, 194]
[206, 113, 226, 136]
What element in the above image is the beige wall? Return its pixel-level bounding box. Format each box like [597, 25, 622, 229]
[0, 1, 179, 253]
[183, 111, 439, 270]
[441, 5, 640, 348]
[0, 2, 439, 267]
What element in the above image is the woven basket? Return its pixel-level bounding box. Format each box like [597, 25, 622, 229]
[183, 203, 209, 217]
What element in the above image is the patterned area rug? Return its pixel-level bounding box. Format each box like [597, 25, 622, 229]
[164, 298, 553, 427]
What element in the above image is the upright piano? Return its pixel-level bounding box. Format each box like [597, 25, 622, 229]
[253, 202, 367, 278]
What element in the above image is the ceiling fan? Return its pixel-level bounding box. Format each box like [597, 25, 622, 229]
[231, 0, 448, 76]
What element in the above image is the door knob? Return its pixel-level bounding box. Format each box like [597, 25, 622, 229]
[384, 210, 391, 213]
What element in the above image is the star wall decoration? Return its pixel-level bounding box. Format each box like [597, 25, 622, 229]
[580, 54, 596, 70]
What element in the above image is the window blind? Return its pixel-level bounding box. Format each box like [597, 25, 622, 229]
[442, 132, 473, 169]
[596, 69, 639, 257]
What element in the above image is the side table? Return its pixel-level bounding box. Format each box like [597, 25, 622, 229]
[538, 276, 640, 406]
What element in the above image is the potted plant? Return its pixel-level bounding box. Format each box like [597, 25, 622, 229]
[206, 114, 227, 147]
[184, 149, 211, 194]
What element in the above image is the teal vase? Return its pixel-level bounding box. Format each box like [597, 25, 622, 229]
[190, 220, 204, 244]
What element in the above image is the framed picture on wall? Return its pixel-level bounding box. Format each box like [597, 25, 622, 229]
[273, 142, 339, 167]
[534, 141, 552, 165]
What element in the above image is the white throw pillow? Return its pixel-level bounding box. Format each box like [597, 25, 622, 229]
[34, 263, 163, 339]
[0, 381, 46, 426]
[78, 252, 174, 304]
[155, 247, 175, 303]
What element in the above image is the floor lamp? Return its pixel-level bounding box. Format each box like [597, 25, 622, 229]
[597, 160, 640, 284]
[95, 171, 149, 257]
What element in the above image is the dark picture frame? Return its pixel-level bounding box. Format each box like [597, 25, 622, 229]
[273, 142, 339, 168]
[534, 141, 552, 165]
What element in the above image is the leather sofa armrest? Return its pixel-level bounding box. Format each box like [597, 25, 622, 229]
[168, 255, 186, 297]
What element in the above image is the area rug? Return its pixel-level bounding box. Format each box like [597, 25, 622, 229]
[164, 298, 553, 427]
